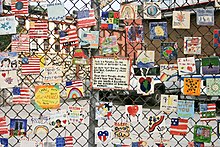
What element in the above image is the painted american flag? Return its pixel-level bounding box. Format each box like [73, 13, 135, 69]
[29, 21, 48, 39]
[170, 118, 188, 136]
[11, 34, 29, 52]
[200, 103, 216, 121]
[56, 136, 73, 147]
[77, 10, 96, 28]
[0, 117, 8, 135]
[59, 27, 79, 48]
[21, 57, 41, 75]
[11, 0, 29, 15]
[12, 87, 30, 105]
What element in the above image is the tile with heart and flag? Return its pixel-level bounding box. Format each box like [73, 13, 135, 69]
[12, 87, 30, 105]
[0, 116, 8, 135]
[170, 118, 188, 136]
[59, 27, 79, 48]
[11, 34, 29, 52]
[56, 136, 73, 147]
[11, 0, 28, 15]
[95, 127, 112, 145]
[76, 9, 96, 28]
[199, 103, 216, 121]
[66, 80, 84, 99]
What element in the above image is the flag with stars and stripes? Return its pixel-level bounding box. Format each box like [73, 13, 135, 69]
[11, 0, 29, 15]
[21, 57, 41, 75]
[59, 27, 79, 48]
[56, 136, 73, 147]
[170, 118, 188, 136]
[0, 117, 8, 135]
[29, 21, 48, 39]
[12, 87, 30, 105]
[199, 103, 216, 121]
[76, 10, 96, 28]
[11, 34, 29, 52]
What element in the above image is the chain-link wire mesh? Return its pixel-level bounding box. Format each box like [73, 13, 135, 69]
[0, 0, 220, 146]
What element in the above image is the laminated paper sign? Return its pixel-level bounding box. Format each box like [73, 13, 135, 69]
[0, 16, 16, 35]
[35, 85, 60, 109]
[43, 66, 63, 83]
[91, 57, 130, 90]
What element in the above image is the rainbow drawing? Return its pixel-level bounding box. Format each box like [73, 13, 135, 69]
[66, 80, 84, 99]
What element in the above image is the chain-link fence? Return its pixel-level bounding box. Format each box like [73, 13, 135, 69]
[0, 0, 220, 146]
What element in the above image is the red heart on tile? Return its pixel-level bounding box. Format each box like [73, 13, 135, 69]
[62, 120, 67, 124]
[127, 105, 139, 117]
[2, 73, 6, 77]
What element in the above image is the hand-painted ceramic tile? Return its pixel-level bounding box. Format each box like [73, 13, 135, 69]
[137, 50, 155, 68]
[196, 9, 214, 26]
[101, 36, 119, 55]
[170, 118, 188, 136]
[0, 117, 8, 135]
[154, 139, 169, 147]
[35, 85, 60, 109]
[0, 70, 18, 88]
[148, 115, 166, 134]
[30, 115, 50, 135]
[9, 118, 27, 136]
[143, 2, 161, 19]
[0, 16, 16, 35]
[120, 3, 140, 19]
[202, 56, 219, 74]
[206, 78, 220, 95]
[136, 76, 154, 95]
[114, 122, 130, 139]
[0, 52, 18, 70]
[47, 3, 65, 21]
[66, 80, 84, 98]
[213, 29, 220, 47]
[43, 66, 63, 83]
[149, 22, 167, 40]
[59, 27, 78, 48]
[177, 100, 194, 118]
[183, 78, 201, 96]
[11, 34, 29, 52]
[29, 21, 48, 39]
[132, 141, 147, 147]
[73, 49, 89, 65]
[184, 37, 201, 54]
[56, 136, 73, 146]
[101, 11, 119, 30]
[215, 0, 220, 7]
[194, 125, 212, 143]
[49, 110, 68, 128]
[160, 94, 178, 113]
[12, 87, 30, 105]
[161, 42, 178, 60]
[199, 103, 216, 121]
[125, 105, 142, 122]
[172, 11, 190, 29]
[95, 127, 112, 145]
[126, 24, 143, 43]
[21, 56, 41, 75]
[160, 64, 178, 82]
[80, 30, 99, 49]
[11, 0, 28, 15]
[76, 10, 96, 28]
[177, 57, 196, 75]
[0, 138, 8, 147]
[188, 142, 204, 147]
[68, 106, 85, 123]
[95, 102, 113, 120]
